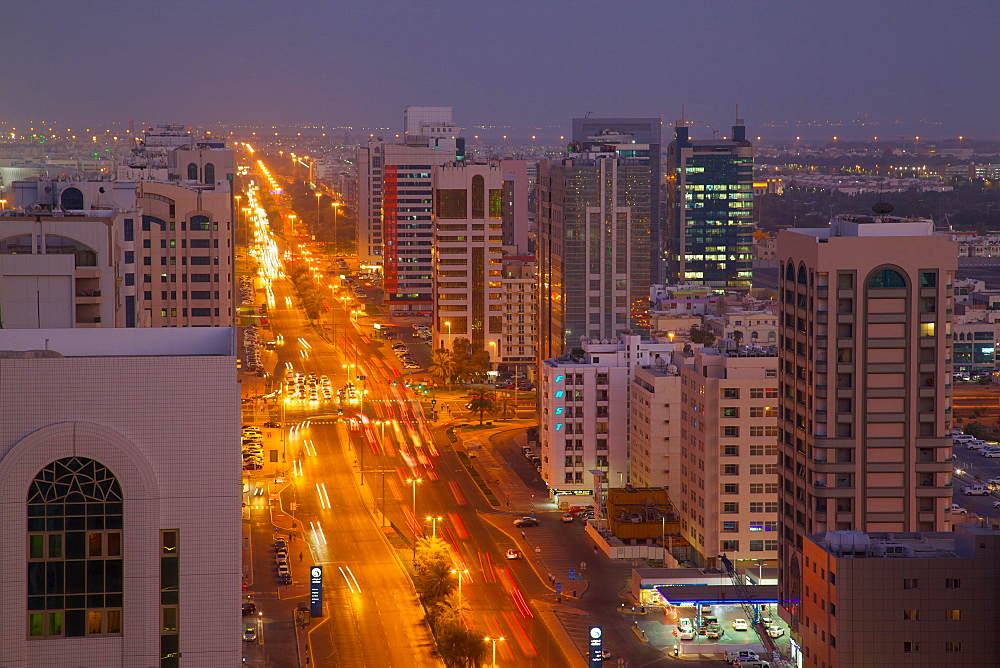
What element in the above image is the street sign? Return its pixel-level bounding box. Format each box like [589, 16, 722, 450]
[588, 626, 603, 667]
[569, 569, 576, 581]
[309, 566, 323, 617]
[556, 582, 562, 594]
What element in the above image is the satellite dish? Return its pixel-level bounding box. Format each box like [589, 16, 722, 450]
[872, 202, 894, 215]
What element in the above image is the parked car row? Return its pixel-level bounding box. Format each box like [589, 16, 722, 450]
[242, 425, 264, 471]
[274, 537, 291, 585]
[391, 342, 421, 369]
[244, 324, 265, 374]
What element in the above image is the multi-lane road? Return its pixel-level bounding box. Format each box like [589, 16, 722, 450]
[240, 169, 577, 667]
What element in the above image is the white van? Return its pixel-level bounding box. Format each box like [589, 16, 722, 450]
[735, 662, 770, 668]
[953, 434, 974, 443]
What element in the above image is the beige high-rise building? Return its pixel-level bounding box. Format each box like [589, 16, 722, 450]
[776, 214, 957, 630]
[676, 347, 780, 567]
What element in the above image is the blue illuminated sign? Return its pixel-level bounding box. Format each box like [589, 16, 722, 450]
[310, 566, 323, 617]
[555, 407, 564, 415]
[555, 390, 564, 398]
[588, 625, 603, 666]
[555, 423, 564, 431]
[555, 375, 564, 383]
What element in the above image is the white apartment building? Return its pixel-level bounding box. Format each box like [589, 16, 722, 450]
[540, 334, 676, 503]
[0, 327, 240, 667]
[704, 308, 778, 344]
[499, 256, 536, 367]
[676, 347, 780, 568]
[6, 177, 235, 328]
[628, 364, 682, 488]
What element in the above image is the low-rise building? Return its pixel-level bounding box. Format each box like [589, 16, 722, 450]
[802, 527, 1000, 667]
[539, 334, 676, 505]
[629, 364, 682, 488]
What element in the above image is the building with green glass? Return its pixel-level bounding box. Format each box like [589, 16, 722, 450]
[667, 120, 754, 289]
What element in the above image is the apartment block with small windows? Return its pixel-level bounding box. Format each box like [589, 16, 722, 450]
[540, 334, 676, 502]
[431, 161, 527, 353]
[499, 257, 537, 368]
[801, 527, 1000, 667]
[776, 215, 957, 630]
[628, 364, 682, 488]
[676, 347, 780, 568]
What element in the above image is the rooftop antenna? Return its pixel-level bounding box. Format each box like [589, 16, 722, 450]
[585, 111, 593, 118]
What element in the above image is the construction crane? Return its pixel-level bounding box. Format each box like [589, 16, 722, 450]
[719, 553, 792, 667]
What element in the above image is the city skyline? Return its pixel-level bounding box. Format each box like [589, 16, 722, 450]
[2, 0, 999, 139]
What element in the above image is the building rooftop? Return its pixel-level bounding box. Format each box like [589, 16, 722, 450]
[810, 527, 1000, 559]
[0, 328, 235, 357]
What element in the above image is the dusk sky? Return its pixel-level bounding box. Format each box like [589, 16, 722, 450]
[4, 0, 998, 140]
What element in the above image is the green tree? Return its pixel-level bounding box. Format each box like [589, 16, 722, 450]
[732, 330, 744, 345]
[414, 535, 454, 605]
[429, 349, 456, 389]
[466, 387, 495, 426]
[436, 623, 486, 668]
[493, 394, 517, 420]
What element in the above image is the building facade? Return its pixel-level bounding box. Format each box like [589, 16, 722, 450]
[628, 364, 682, 488]
[536, 147, 653, 360]
[430, 161, 528, 352]
[667, 120, 754, 288]
[802, 527, 1000, 667]
[677, 348, 780, 567]
[571, 117, 663, 283]
[499, 256, 537, 368]
[6, 177, 235, 328]
[539, 334, 675, 501]
[776, 215, 957, 629]
[0, 327, 240, 667]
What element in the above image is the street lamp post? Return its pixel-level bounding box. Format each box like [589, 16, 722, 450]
[452, 568, 470, 608]
[445, 321, 452, 351]
[406, 477, 422, 522]
[315, 192, 322, 237]
[331, 202, 340, 253]
[426, 516, 443, 539]
[377, 419, 393, 525]
[233, 194, 242, 246]
[484, 636, 504, 667]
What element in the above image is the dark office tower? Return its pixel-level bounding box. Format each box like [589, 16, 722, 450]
[667, 119, 754, 289]
[537, 145, 652, 361]
[571, 118, 664, 283]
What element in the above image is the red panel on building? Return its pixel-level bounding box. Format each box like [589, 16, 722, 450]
[382, 166, 399, 296]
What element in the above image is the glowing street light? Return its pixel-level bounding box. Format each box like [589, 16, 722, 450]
[484, 636, 505, 667]
[451, 568, 470, 608]
[425, 516, 443, 539]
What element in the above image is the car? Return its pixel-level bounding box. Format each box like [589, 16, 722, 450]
[243, 462, 262, 471]
[766, 623, 784, 638]
[561, 513, 574, 523]
[242, 602, 256, 616]
[274, 538, 287, 549]
[505, 549, 521, 560]
[705, 625, 724, 639]
[277, 562, 290, 577]
[987, 477, 1000, 486]
[677, 625, 696, 640]
[732, 618, 749, 631]
[263, 421, 281, 429]
[275, 549, 288, 562]
[243, 627, 257, 642]
[963, 485, 990, 495]
[982, 449, 1000, 458]
[950, 503, 969, 514]
[513, 517, 539, 527]
[725, 649, 759, 663]
[993, 499, 1000, 509]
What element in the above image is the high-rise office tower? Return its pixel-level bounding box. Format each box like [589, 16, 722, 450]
[355, 107, 464, 312]
[775, 214, 957, 628]
[430, 160, 527, 352]
[667, 120, 754, 288]
[571, 118, 663, 283]
[536, 144, 653, 360]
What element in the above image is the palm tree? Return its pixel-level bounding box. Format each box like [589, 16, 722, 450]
[466, 387, 495, 426]
[416, 558, 455, 605]
[732, 330, 744, 345]
[494, 394, 517, 420]
[429, 349, 455, 389]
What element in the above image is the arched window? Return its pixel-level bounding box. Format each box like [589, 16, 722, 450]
[471, 175, 485, 219]
[27, 457, 123, 639]
[867, 268, 907, 289]
[1, 234, 34, 254]
[60, 187, 84, 211]
[797, 264, 807, 285]
[785, 261, 795, 282]
[187, 163, 198, 181]
[43, 235, 97, 267]
[204, 163, 215, 185]
[190, 214, 211, 231]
